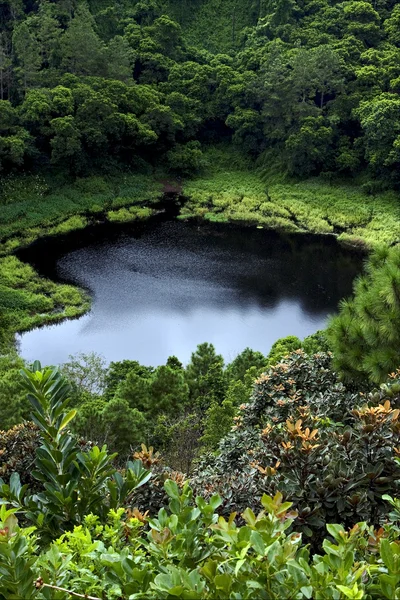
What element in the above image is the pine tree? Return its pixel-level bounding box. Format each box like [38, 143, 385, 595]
[60, 5, 105, 76]
[12, 22, 41, 92]
[328, 246, 400, 383]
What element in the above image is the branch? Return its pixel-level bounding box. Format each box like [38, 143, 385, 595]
[35, 579, 101, 600]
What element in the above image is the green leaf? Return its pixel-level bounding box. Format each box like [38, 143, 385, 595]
[164, 479, 180, 500]
[250, 530, 265, 555]
[59, 409, 77, 431]
[381, 539, 395, 573]
[214, 573, 232, 593]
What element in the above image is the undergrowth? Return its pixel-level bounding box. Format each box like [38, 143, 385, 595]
[0, 255, 90, 335]
[182, 148, 400, 249]
[0, 172, 163, 255]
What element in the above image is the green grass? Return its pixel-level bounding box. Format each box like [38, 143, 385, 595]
[107, 206, 156, 223]
[0, 255, 90, 335]
[0, 173, 163, 254]
[182, 149, 400, 249]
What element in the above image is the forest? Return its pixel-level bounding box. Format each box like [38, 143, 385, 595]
[3, 0, 400, 598]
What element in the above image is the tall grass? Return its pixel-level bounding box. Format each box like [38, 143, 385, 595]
[0, 173, 162, 253]
[182, 148, 400, 248]
[0, 256, 90, 335]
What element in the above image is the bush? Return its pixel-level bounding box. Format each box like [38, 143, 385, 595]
[0, 423, 40, 490]
[3, 482, 400, 599]
[191, 351, 400, 548]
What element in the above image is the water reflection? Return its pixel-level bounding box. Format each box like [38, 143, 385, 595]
[18, 220, 362, 365]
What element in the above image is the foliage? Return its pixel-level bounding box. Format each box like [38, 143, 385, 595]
[0, 362, 151, 541]
[328, 246, 400, 384]
[0, 255, 90, 348]
[191, 350, 400, 548]
[3, 480, 400, 599]
[60, 352, 108, 398]
[0, 422, 40, 490]
[0, 353, 28, 429]
[182, 157, 400, 248]
[265, 335, 302, 368]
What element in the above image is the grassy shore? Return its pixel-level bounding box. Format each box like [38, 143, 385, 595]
[2, 148, 400, 349]
[0, 172, 163, 256]
[181, 148, 400, 250]
[0, 171, 163, 346]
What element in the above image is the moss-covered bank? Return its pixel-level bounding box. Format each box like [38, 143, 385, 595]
[181, 149, 400, 251]
[2, 150, 400, 351]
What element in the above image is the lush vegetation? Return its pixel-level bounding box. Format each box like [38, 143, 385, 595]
[1, 0, 400, 250]
[182, 148, 400, 248]
[3, 352, 400, 598]
[4, 0, 400, 596]
[3, 0, 400, 346]
[2, 0, 400, 191]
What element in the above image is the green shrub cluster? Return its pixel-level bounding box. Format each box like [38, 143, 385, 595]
[192, 350, 400, 549]
[182, 152, 400, 248]
[3, 362, 400, 599]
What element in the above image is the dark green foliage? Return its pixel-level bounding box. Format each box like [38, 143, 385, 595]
[0, 422, 40, 490]
[225, 347, 266, 382]
[0, 362, 151, 540]
[328, 246, 400, 384]
[101, 397, 147, 456]
[191, 350, 400, 547]
[185, 342, 224, 401]
[104, 359, 154, 401]
[0, 0, 399, 196]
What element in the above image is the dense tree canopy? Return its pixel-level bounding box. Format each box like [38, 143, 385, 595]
[0, 0, 399, 187]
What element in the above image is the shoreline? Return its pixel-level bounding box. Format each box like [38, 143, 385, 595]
[1, 169, 396, 352]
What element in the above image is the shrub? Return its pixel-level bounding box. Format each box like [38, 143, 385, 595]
[0, 362, 151, 541]
[191, 351, 400, 548]
[3, 482, 400, 599]
[0, 423, 41, 490]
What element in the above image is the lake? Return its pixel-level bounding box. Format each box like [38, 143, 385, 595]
[18, 219, 363, 366]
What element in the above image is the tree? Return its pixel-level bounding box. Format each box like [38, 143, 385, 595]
[106, 36, 135, 82]
[166, 141, 205, 176]
[102, 398, 147, 457]
[0, 101, 30, 171]
[12, 22, 41, 92]
[226, 347, 266, 382]
[285, 116, 334, 176]
[49, 115, 82, 168]
[166, 355, 184, 370]
[73, 397, 107, 442]
[150, 365, 189, 416]
[60, 5, 105, 76]
[328, 246, 400, 384]
[116, 370, 152, 412]
[200, 398, 236, 451]
[0, 33, 11, 100]
[185, 343, 224, 401]
[60, 352, 107, 398]
[105, 360, 153, 401]
[354, 94, 400, 181]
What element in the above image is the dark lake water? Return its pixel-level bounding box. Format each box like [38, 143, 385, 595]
[18, 219, 363, 366]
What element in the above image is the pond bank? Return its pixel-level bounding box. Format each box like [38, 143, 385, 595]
[17, 219, 363, 366]
[1, 167, 396, 352]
